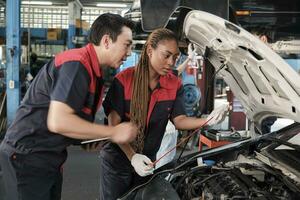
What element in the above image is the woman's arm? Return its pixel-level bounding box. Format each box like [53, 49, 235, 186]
[108, 110, 154, 176]
[173, 103, 230, 130]
[173, 115, 207, 130]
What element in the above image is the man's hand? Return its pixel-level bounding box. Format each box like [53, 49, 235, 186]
[110, 122, 137, 144]
[131, 153, 154, 177]
[207, 103, 230, 126]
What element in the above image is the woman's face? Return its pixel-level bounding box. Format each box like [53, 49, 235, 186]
[148, 39, 179, 76]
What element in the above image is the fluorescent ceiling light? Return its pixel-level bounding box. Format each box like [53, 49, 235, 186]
[22, 1, 53, 5]
[96, 3, 128, 8]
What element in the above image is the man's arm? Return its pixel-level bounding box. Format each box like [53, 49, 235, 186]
[176, 57, 190, 75]
[47, 101, 137, 143]
[176, 43, 198, 75]
[107, 110, 135, 160]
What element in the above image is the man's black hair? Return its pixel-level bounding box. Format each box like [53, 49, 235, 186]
[88, 13, 135, 45]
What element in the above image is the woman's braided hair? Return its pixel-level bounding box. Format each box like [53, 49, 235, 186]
[130, 28, 177, 152]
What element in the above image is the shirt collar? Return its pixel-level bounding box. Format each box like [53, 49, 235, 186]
[158, 73, 175, 89]
[86, 43, 101, 77]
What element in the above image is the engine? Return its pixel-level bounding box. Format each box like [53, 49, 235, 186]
[172, 158, 300, 200]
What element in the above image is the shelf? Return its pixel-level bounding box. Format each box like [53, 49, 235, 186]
[32, 39, 65, 45]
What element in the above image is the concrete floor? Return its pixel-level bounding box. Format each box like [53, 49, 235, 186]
[62, 146, 100, 200]
[0, 132, 199, 200]
[60, 108, 105, 200]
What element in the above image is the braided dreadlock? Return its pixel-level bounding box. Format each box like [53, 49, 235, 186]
[130, 28, 178, 153]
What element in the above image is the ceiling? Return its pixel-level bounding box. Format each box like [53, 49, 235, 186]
[230, 0, 300, 40]
[80, 0, 133, 7]
[0, 0, 134, 7]
[1, 0, 299, 41]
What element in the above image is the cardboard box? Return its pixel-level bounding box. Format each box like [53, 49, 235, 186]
[0, 37, 4, 45]
[47, 28, 62, 40]
[75, 19, 90, 30]
[47, 31, 57, 40]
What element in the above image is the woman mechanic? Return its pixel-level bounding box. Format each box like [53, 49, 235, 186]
[100, 28, 229, 200]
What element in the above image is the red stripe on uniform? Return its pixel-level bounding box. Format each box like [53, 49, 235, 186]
[96, 86, 105, 111]
[54, 43, 102, 93]
[82, 107, 92, 115]
[116, 68, 182, 126]
[116, 67, 135, 100]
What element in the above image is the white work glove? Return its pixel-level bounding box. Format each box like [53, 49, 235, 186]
[207, 103, 230, 126]
[131, 153, 154, 177]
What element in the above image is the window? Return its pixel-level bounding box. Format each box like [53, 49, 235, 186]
[20, 5, 68, 29]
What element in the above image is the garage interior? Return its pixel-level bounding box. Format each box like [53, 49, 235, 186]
[0, 0, 299, 199]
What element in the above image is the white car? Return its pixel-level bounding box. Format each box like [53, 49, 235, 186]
[119, 10, 300, 200]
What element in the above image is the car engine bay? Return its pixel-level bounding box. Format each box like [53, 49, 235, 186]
[172, 154, 299, 200]
[120, 123, 300, 200]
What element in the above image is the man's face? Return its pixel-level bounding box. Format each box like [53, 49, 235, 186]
[108, 26, 133, 69]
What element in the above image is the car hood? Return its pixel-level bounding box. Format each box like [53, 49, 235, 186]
[183, 10, 300, 124]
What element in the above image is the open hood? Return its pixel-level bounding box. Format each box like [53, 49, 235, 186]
[183, 10, 300, 124]
[139, 0, 228, 31]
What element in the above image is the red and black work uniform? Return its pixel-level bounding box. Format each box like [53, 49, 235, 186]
[99, 67, 186, 200]
[0, 43, 104, 200]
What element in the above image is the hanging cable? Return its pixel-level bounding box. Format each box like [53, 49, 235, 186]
[151, 117, 213, 167]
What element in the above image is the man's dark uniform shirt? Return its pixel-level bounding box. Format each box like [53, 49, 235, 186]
[1, 43, 104, 168]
